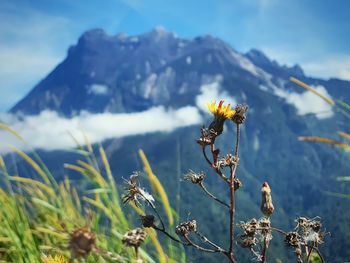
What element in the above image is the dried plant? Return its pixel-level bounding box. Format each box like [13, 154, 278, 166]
[123, 99, 328, 262]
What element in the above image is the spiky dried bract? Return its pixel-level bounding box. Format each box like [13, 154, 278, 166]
[218, 154, 238, 168]
[285, 232, 301, 248]
[237, 218, 258, 248]
[184, 170, 205, 184]
[122, 172, 155, 206]
[231, 104, 248, 125]
[122, 228, 147, 248]
[196, 127, 217, 146]
[237, 217, 272, 260]
[69, 227, 96, 259]
[260, 182, 274, 217]
[295, 217, 325, 244]
[41, 255, 68, 263]
[175, 220, 197, 236]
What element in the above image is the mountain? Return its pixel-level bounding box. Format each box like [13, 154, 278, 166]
[7, 28, 350, 262]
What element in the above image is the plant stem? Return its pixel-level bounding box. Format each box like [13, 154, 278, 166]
[228, 124, 240, 263]
[198, 182, 230, 208]
[183, 235, 222, 253]
[142, 194, 166, 231]
[153, 226, 186, 244]
[261, 237, 269, 263]
[194, 230, 227, 253]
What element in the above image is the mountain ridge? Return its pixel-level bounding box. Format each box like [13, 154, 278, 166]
[11, 27, 332, 117]
[5, 27, 350, 262]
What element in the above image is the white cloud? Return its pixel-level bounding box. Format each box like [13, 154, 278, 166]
[0, 106, 202, 153]
[195, 75, 237, 113]
[255, 47, 350, 81]
[302, 56, 350, 81]
[0, 75, 242, 153]
[274, 85, 333, 119]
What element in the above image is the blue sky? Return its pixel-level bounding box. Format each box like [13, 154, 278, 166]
[0, 0, 349, 112]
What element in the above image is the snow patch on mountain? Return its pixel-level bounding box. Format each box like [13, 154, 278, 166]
[87, 84, 108, 95]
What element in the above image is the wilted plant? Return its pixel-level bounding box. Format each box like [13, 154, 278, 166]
[123, 100, 327, 262]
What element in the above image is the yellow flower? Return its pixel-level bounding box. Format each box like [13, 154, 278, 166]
[41, 255, 68, 263]
[207, 100, 236, 119]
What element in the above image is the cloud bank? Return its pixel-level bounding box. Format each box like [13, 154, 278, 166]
[274, 85, 333, 119]
[0, 76, 237, 153]
[0, 106, 202, 153]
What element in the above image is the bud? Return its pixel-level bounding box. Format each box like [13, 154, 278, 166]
[260, 182, 274, 217]
[140, 215, 155, 228]
[234, 178, 242, 191]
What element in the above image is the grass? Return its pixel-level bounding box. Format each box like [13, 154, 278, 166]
[0, 125, 183, 262]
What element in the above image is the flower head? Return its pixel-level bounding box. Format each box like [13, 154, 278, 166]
[207, 100, 236, 119]
[207, 100, 236, 137]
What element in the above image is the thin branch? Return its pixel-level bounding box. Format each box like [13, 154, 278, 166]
[194, 230, 227, 253]
[183, 235, 222, 253]
[202, 147, 213, 167]
[153, 225, 187, 244]
[250, 248, 263, 261]
[141, 194, 165, 231]
[215, 167, 230, 183]
[306, 245, 313, 263]
[202, 144, 230, 183]
[199, 182, 230, 208]
[255, 227, 287, 236]
[303, 244, 325, 263]
[235, 124, 240, 157]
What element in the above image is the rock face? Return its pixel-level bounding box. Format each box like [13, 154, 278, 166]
[11, 27, 349, 117]
[8, 28, 350, 262]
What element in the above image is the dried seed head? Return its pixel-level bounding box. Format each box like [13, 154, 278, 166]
[140, 215, 155, 228]
[295, 216, 325, 245]
[260, 182, 274, 217]
[69, 227, 96, 259]
[285, 232, 301, 248]
[232, 104, 248, 124]
[175, 220, 197, 236]
[218, 154, 238, 168]
[122, 228, 147, 248]
[184, 170, 205, 184]
[122, 173, 154, 206]
[196, 127, 217, 147]
[240, 237, 257, 248]
[259, 218, 272, 241]
[245, 218, 258, 237]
